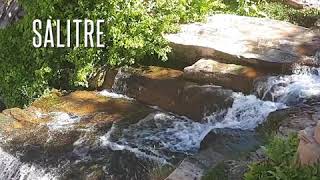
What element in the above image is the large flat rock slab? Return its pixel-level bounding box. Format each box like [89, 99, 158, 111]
[165, 14, 320, 72]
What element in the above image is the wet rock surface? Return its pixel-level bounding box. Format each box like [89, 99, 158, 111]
[165, 14, 320, 72]
[203, 145, 268, 180]
[261, 100, 320, 136]
[0, 91, 164, 179]
[0, 9, 320, 179]
[166, 149, 224, 180]
[166, 129, 264, 180]
[200, 129, 264, 157]
[110, 66, 234, 121]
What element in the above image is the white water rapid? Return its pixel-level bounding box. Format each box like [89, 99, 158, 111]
[0, 148, 56, 180]
[99, 66, 320, 162]
[1, 66, 319, 179]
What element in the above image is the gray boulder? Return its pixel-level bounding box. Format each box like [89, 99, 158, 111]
[165, 14, 320, 72]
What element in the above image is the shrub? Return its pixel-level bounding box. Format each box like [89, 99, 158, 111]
[220, 0, 320, 26]
[1, 0, 318, 107]
[257, 1, 320, 27]
[0, 0, 224, 107]
[245, 135, 320, 180]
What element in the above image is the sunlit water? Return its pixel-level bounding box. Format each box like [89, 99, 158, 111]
[1, 66, 320, 179]
[99, 89, 133, 100]
[255, 66, 320, 105]
[46, 112, 81, 131]
[0, 148, 57, 180]
[99, 66, 320, 162]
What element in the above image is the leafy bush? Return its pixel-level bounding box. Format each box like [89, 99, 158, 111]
[220, 0, 320, 26]
[245, 135, 320, 180]
[257, 1, 320, 27]
[0, 0, 224, 107]
[217, 0, 268, 17]
[1, 0, 318, 107]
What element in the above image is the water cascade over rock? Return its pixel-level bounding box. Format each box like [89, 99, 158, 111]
[254, 66, 320, 105]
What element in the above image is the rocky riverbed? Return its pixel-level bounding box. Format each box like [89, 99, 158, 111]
[0, 14, 319, 180]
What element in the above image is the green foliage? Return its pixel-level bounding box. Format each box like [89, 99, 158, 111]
[220, 0, 320, 26]
[202, 162, 228, 180]
[216, 0, 268, 17]
[257, 1, 320, 27]
[0, 0, 222, 107]
[235, 0, 267, 16]
[245, 135, 320, 180]
[1, 0, 319, 107]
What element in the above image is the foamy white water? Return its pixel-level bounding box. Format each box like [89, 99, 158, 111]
[2, 65, 317, 178]
[46, 112, 81, 131]
[99, 91, 285, 160]
[0, 148, 57, 180]
[100, 124, 169, 164]
[208, 93, 286, 130]
[255, 66, 320, 105]
[87, 67, 320, 163]
[99, 90, 133, 100]
[118, 113, 212, 153]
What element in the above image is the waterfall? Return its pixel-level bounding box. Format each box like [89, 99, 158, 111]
[0, 148, 56, 180]
[1, 65, 320, 179]
[255, 66, 320, 105]
[100, 123, 170, 164]
[98, 95, 282, 160]
[206, 93, 286, 130]
[99, 89, 133, 100]
[46, 112, 81, 131]
[98, 66, 320, 161]
[104, 113, 212, 153]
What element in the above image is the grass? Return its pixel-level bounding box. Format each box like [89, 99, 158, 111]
[245, 134, 320, 180]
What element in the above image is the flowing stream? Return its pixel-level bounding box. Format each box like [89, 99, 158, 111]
[0, 148, 57, 180]
[0, 66, 319, 179]
[100, 65, 320, 162]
